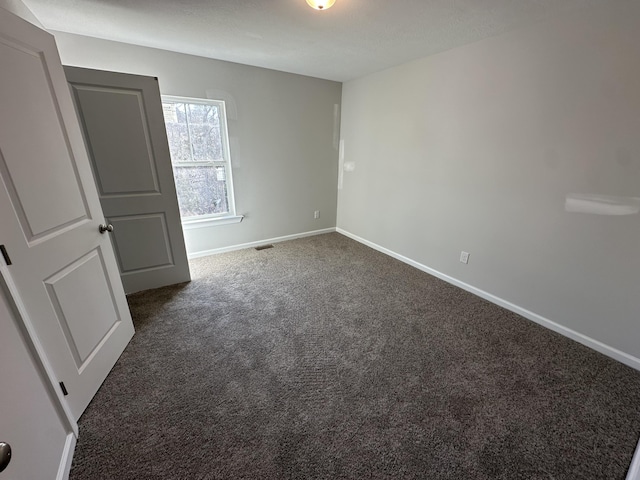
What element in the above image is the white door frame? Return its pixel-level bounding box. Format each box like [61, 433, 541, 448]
[628, 441, 640, 480]
[0, 266, 78, 438]
[0, 2, 78, 474]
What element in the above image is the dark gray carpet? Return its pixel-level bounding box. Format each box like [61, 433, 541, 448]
[70, 233, 640, 479]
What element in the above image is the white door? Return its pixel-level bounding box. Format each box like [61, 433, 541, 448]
[0, 282, 72, 480]
[64, 67, 191, 294]
[0, 8, 134, 420]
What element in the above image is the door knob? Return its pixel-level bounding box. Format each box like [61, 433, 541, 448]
[0, 443, 11, 473]
[99, 223, 114, 234]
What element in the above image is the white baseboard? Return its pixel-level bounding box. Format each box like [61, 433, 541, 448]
[57, 433, 76, 480]
[187, 228, 337, 259]
[336, 228, 640, 372]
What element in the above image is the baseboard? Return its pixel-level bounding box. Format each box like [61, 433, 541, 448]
[57, 433, 76, 480]
[188, 228, 337, 259]
[336, 228, 640, 372]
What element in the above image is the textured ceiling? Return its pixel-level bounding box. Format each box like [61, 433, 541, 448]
[24, 0, 613, 82]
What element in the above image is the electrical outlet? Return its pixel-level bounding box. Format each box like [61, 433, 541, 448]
[460, 251, 470, 264]
[314, 210, 320, 219]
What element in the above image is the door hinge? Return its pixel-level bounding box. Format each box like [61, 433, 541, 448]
[0, 245, 11, 266]
[59, 381, 69, 396]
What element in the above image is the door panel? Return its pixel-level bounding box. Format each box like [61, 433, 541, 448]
[72, 85, 161, 195]
[0, 8, 134, 420]
[65, 67, 191, 294]
[44, 248, 121, 368]
[0, 39, 88, 241]
[109, 213, 174, 273]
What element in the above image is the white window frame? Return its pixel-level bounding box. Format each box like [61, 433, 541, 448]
[162, 95, 241, 229]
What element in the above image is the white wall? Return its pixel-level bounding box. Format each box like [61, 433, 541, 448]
[0, 0, 42, 26]
[338, 3, 640, 362]
[53, 33, 341, 256]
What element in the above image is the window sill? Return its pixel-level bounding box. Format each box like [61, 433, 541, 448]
[181, 215, 244, 230]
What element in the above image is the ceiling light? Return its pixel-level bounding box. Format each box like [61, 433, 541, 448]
[306, 0, 336, 11]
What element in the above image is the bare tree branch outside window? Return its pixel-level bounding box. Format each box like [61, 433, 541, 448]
[162, 100, 231, 218]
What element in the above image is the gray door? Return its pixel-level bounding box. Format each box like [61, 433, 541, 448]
[65, 67, 190, 294]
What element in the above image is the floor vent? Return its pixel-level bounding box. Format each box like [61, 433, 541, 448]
[255, 244, 274, 251]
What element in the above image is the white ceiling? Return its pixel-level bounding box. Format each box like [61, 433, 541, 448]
[24, 0, 613, 82]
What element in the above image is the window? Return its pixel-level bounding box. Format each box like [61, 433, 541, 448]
[162, 96, 239, 227]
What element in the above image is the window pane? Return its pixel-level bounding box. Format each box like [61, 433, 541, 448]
[187, 103, 223, 162]
[163, 103, 191, 162]
[163, 98, 235, 221]
[173, 165, 229, 218]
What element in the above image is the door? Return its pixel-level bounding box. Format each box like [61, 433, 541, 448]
[64, 67, 191, 294]
[0, 281, 72, 480]
[0, 8, 134, 420]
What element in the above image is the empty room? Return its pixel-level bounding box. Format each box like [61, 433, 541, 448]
[1, 0, 639, 478]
